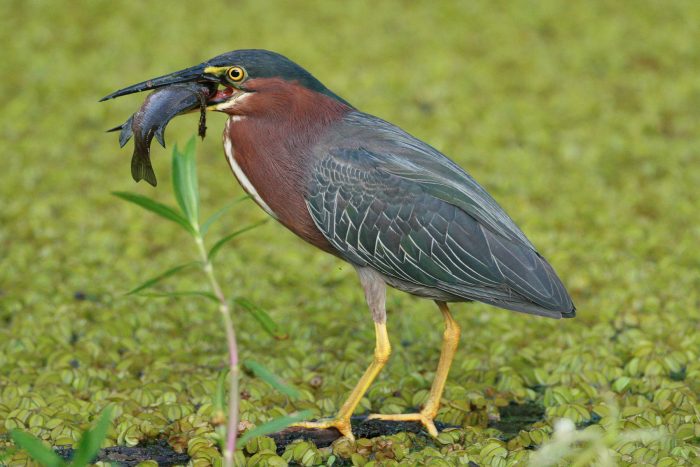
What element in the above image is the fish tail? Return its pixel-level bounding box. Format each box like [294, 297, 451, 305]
[131, 153, 157, 186]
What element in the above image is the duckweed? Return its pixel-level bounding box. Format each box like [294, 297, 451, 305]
[2, 0, 700, 465]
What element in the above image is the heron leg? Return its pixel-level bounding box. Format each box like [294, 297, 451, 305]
[292, 267, 391, 440]
[367, 301, 460, 437]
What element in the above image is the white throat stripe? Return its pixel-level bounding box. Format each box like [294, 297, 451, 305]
[223, 119, 278, 219]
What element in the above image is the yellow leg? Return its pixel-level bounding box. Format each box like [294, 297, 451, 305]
[292, 321, 391, 440]
[368, 301, 460, 437]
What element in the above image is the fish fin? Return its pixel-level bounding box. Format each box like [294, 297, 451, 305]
[119, 116, 134, 147]
[108, 116, 134, 148]
[155, 124, 166, 148]
[143, 167, 157, 186]
[119, 127, 133, 148]
[131, 153, 157, 187]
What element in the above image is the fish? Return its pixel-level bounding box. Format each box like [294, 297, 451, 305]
[108, 82, 214, 186]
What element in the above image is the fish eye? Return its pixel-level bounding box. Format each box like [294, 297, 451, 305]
[227, 66, 246, 82]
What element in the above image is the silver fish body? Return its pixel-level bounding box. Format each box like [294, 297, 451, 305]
[109, 83, 213, 186]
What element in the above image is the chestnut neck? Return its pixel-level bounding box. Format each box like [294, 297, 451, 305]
[223, 78, 351, 253]
[228, 77, 350, 136]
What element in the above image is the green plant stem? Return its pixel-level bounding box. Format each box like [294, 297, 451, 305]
[194, 234, 239, 466]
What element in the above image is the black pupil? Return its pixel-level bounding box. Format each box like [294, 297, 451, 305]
[230, 69, 241, 79]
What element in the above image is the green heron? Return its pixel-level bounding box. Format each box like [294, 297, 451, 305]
[103, 49, 575, 440]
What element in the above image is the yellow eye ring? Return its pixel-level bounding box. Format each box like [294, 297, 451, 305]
[227, 66, 246, 82]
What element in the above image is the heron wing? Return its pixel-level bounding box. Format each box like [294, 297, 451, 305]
[305, 113, 574, 318]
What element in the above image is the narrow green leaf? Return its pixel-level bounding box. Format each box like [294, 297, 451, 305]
[172, 138, 199, 227]
[200, 194, 252, 236]
[112, 191, 194, 235]
[72, 406, 113, 467]
[126, 262, 201, 295]
[138, 290, 218, 302]
[237, 410, 312, 446]
[233, 298, 287, 340]
[208, 220, 267, 261]
[243, 360, 300, 399]
[10, 430, 65, 467]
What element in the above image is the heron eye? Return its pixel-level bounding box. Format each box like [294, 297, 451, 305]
[227, 66, 246, 82]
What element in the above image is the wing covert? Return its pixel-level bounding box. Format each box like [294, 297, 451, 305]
[305, 144, 574, 318]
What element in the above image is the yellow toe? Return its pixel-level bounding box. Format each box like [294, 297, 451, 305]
[291, 418, 355, 441]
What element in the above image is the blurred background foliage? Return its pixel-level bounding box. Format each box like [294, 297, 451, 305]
[1, 0, 699, 465]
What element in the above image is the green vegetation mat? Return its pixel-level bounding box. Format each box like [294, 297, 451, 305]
[1, 1, 698, 465]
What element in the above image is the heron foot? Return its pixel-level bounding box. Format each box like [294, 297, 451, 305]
[291, 417, 354, 441]
[366, 412, 439, 437]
